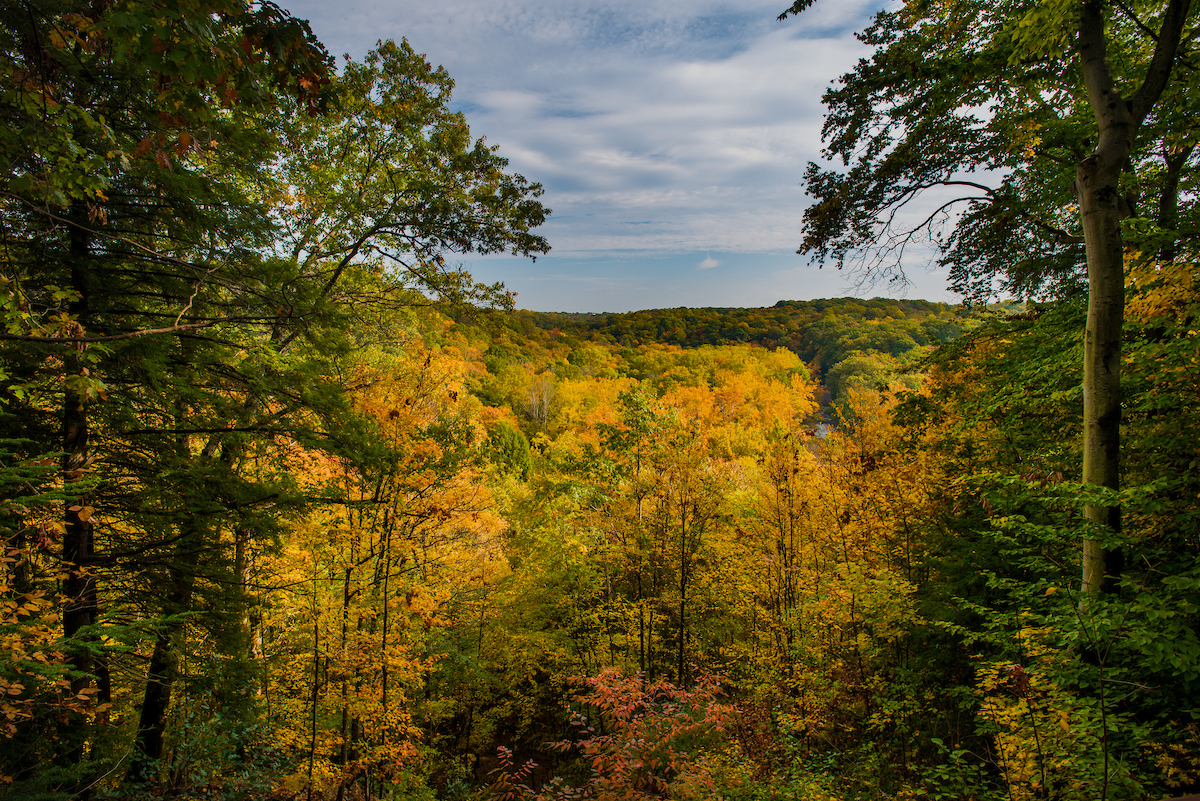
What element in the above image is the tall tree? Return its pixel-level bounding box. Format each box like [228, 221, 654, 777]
[2, 1, 334, 785]
[780, 0, 1199, 596]
[274, 39, 548, 314]
[1, 4, 549, 792]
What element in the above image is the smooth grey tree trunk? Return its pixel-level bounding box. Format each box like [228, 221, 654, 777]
[1074, 0, 1191, 597]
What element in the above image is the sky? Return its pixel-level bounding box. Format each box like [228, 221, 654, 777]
[281, 0, 958, 313]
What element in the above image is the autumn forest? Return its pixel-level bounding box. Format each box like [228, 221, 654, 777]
[2, 2, 1200, 801]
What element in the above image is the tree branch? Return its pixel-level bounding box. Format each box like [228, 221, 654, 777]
[1114, 0, 1161, 42]
[2, 191, 220, 272]
[776, 0, 816, 21]
[1015, 209, 1086, 245]
[1130, 0, 1193, 123]
[0, 317, 263, 343]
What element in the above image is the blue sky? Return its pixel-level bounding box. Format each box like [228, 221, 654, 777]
[282, 0, 955, 312]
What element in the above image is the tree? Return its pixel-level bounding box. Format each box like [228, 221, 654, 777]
[254, 338, 503, 801]
[1, 4, 549, 791]
[272, 38, 549, 315]
[1070, 0, 1191, 598]
[781, 0, 1199, 596]
[2, 1, 335, 785]
[898, 273, 1200, 800]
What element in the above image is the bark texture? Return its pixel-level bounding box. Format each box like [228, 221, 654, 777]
[1075, 0, 1192, 596]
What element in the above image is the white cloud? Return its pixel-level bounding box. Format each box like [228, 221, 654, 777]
[277, 0, 953, 310]
[697, 256, 720, 269]
[457, 25, 868, 257]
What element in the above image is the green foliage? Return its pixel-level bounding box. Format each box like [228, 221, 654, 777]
[0, 440, 95, 792]
[520, 297, 971, 380]
[274, 38, 549, 309]
[3, 2, 1197, 800]
[118, 696, 291, 801]
[1, 2, 548, 797]
[894, 283, 1200, 800]
[489, 422, 533, 479]
[782, 0, 1200, 300]
[825, 350, 919, 403]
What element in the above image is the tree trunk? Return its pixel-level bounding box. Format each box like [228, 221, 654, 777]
[62, 206, 97, 696]
[1158, 144, 1193, 263]
[129, 388, 221, 782]
[62, 391, 96, 689]
[677, 514, 687, 687]
[1076, 148, 1125, 596]
[129, 535, 198, 781]
[61, 207, 100, 783]
[1074, 0, 1191, 596]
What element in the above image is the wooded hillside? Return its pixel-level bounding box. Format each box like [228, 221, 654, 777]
[2, 2, 1199, 801]
[492, 298, 992, 402]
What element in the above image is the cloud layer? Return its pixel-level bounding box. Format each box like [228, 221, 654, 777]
[282, 0, 955, 310]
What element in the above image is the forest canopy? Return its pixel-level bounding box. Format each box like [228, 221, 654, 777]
[1, 2, 1198, 801]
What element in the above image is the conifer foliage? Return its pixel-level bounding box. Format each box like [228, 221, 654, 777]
[0, 2, 1197, 801]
